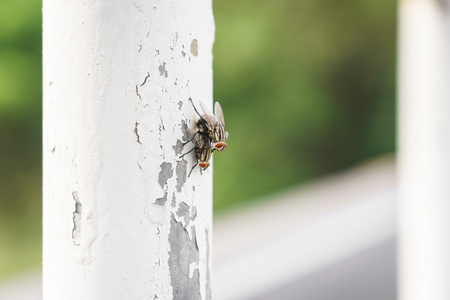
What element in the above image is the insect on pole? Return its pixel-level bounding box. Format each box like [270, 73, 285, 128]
[43, 1, 214, 299]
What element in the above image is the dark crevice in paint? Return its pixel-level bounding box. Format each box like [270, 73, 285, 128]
[169, 215, 200, 300]
[176, 160, 187, 193]
[141, 72, 150, 86]
[72, 191, 82, 246]
[155, 190, 168, 206]
[136, 85, 142, 100]
[158, 162, 173, 189]
[134, 121, 142, 144]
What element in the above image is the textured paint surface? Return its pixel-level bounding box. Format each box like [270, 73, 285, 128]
[159, 162, 173, 188]
[169, 215, 201, 300]
[176, 160, 188, 192]
[43, 0, 214, 298]
[72, 191, 81, 246]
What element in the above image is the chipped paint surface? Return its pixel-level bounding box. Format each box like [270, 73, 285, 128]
[156, 190, 168, 205]
[176, 160, 188, 192]
[159, 162, 173, 188]
[169, 215, 201, 300]
[172, 139, 184, 156]
[43, 0, 214, 298]
[159, 62, 169, 77]
[72, 191, 82, 246]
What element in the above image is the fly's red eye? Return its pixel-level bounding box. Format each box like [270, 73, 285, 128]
[199, 162, 210, 169]
[214, 142, 227, 151]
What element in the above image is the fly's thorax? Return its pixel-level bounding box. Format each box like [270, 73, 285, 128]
[195, 119, 210, 134]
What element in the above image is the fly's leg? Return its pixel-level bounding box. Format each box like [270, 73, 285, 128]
[180, 147, 195, 158]
[188, 160, 198, 177]
[181, 130, 199, 147]
[189, 97, 203, 119]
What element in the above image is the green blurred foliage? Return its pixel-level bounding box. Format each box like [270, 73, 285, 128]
[212, 0, 396, 210]
[0, 0, 42, 278]
[0, 0, 396, 277]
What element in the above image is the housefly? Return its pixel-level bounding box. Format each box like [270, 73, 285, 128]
[184, 97, 229, 152]
[180, 128, 212, 177]
[199, 100, 228, 151]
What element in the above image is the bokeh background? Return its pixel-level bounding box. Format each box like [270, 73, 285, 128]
[0, 0, 396, 279]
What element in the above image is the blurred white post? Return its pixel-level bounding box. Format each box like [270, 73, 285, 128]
[398, 0, 450, 299]
[43, 1, 214, 299]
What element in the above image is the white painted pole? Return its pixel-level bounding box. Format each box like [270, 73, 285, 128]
[43, 1, 214, 299]
[398, 0, 450, 299]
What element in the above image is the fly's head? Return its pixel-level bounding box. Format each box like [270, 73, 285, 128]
[198, 161, 210, 170]
[213, 141, 227, 152]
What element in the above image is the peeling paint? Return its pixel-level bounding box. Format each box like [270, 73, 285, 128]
[180, 120, 189, 141]
[158, 162, 173, 188]
[177, 202, 190, 225]
[172, 192, 177, 208]
[191, 206, 197, 221]
[190, 39, 198, 57]
[72, 191, 82, 246]
[173, 139, 184, 155]
[169, 215, 201, 300]
[155, 190, 168, 206]
[191, 226, 199, 251]
[176, 160, 187, 192]
[158, 62, 168, 77]
[178, 100, 183, 109]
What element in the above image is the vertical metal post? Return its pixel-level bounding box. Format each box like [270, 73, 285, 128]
[43, 0, 214, 299]
[398, 0, 450, 299]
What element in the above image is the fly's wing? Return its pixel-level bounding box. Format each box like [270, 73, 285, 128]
[186, 128, 200, 148]
[199, 101, 217, 126]
[214, 102, 225, 127]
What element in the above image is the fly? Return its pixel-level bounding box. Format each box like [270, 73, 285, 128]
[180, 128, 212, 177]
[184, 98, 229, 152]
[199, 100, 228, 151]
